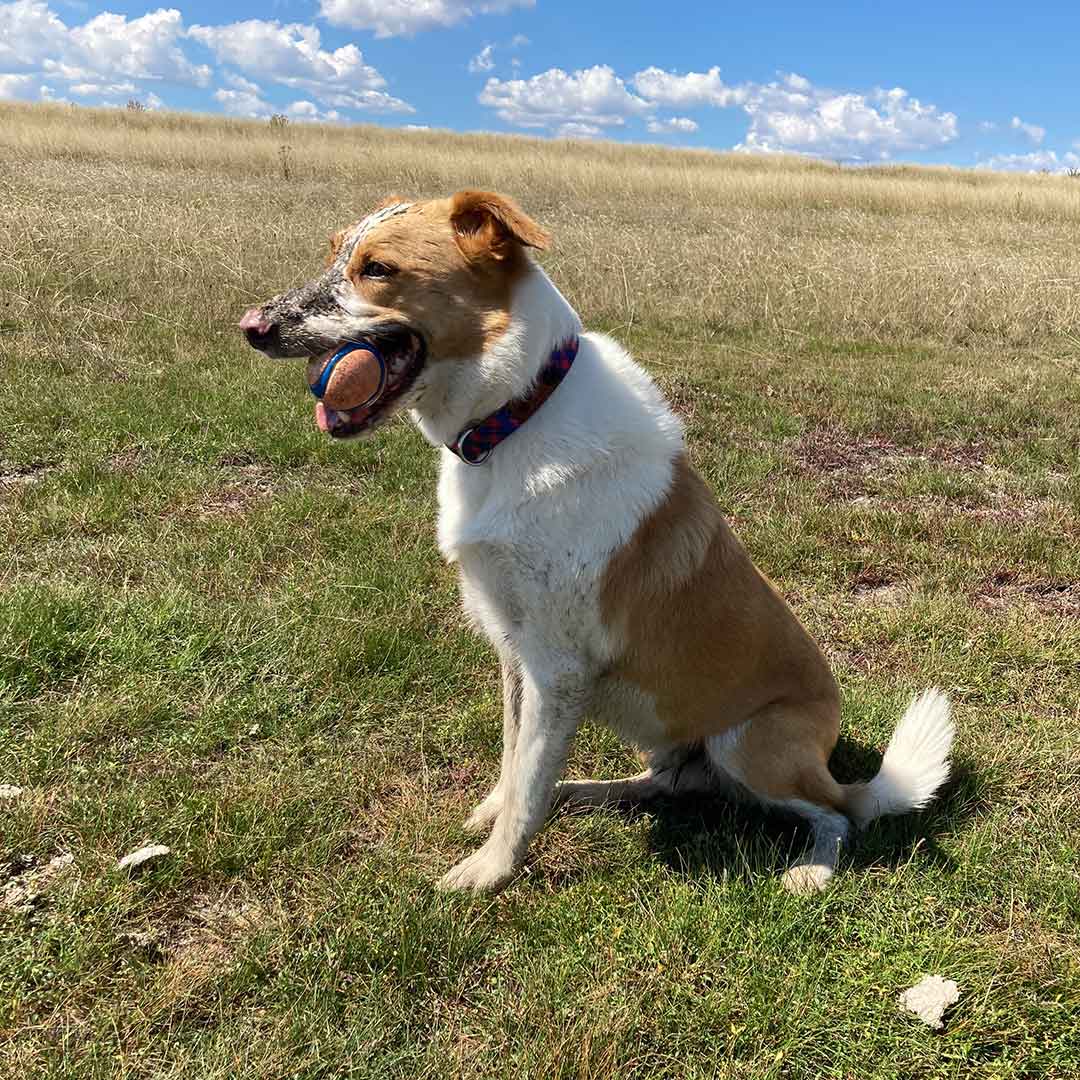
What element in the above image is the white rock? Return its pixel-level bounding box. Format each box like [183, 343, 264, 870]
[0, 784, 24, 799]
[899, 975, 961, 1029]
[116, 844, 172, 872]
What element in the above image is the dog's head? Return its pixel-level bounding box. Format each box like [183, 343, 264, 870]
[240, 189, 550, 438]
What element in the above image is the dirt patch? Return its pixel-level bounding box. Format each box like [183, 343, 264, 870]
[0, 462, 57, 497]
[2, 852, 75, 912]
[976, 571, 1079, 617]
[796, 427, 907, 474]
[850, 567, 911, 607]
[793, 427, 915, 497]
[125, 891, 273, 988]
[793, 426, 989, 498]
[195, 463, 278, 518]
[107, 445, 148, 474]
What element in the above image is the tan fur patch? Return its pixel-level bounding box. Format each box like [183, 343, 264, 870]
[599, 455, 840, 759]
[337, 190, 548, 360]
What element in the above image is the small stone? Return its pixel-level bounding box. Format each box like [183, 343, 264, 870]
[0, 784, 24, 799]
[116, 844, 172, 872]
[899, 975, 961, 1029]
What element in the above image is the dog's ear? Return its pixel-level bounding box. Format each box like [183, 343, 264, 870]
[326, 228, 347, 267]
[450, 190, 550, 261]
[373, 193, 412, 211]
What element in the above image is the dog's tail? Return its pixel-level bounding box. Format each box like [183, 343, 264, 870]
[842, 688, 954, 828]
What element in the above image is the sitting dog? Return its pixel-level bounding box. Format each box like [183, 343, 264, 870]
[241, 190, 954, 894]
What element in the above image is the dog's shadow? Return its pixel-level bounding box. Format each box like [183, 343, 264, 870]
[570, 736, 986, 887]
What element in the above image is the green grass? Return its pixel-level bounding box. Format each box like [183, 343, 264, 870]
[2, 105, 1079, 1079]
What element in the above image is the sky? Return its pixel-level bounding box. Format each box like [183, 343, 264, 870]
[2, 0, 1079, 173]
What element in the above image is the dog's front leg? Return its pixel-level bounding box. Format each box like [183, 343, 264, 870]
[439, 653, 588, 893]
[464, 657, 522, 834]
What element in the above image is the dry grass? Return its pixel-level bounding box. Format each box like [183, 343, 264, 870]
[4, 101, 1080, 347]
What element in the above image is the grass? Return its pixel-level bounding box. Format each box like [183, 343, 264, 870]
[1, 102, 1078, 1078]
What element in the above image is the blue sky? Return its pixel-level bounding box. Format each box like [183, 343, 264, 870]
[2, 0, 1079, 171]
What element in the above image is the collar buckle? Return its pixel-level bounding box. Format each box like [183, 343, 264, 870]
[456, 426, 493, 465]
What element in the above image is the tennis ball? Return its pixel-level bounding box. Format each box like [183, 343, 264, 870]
[307, 343, 385, 411]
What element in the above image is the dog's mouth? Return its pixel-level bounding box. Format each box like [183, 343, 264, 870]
[310, 325, 426, 440]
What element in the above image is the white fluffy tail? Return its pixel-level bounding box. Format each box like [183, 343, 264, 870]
[845, 688, 955, 828]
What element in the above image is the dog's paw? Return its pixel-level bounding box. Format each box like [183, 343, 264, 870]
[463, 790, 503, 834]
[437, 844, 517, 893]
[780, 862, 834, 896]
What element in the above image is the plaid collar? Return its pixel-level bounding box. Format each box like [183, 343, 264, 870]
[446, 338, 579, 465]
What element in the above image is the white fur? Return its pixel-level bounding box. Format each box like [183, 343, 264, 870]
[407, 264, 685, 891]
[845, 688, 955, 827]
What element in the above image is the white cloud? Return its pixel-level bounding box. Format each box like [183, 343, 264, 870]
[215, 84, 338, 123]
[979, 120, 997, 132]
[980, 149, 1080, 173]
[479, 65, 650, 130]
[0, 0, 210, 87]
[646, 115, 698, 134]
[556, 121, 601, 139]
[735, 78, 958, 159]
[0, 5, 412, 118]
[189, 19, 413, 114]
[469, 44, 495, 74]
[214, 85, 272, 118]
[1010, 115, 1045, 145]
[286, 99, 343, 123]
[319, 0, 533, 38]
[188, 20, 383, 91]
[633, 66, 746, 108]
[69, 79, 137, 97]
[1074, 138, 1080, 151]
[478, 62, 957, 159]
[0, 72, 41, 99]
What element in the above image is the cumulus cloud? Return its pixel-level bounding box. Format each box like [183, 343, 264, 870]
[214, 78, 340, 122]
[479, 65, 650, 131]
[0, 3, 412, 119]
[469, 45, 495, 74]
[646, 115, 698, 134]
[0, 71, 41, 99]
[980, 149, 1080, 173]
[319, 0, 533, 38]
[214, 85, 270, 117]
[1010, 116, 1045, 145]
[188, 19, 412, 113]
[69, 79, 137, 97]
[478, 61, 957, 159]
[734, 78, 958, 159]
[0, 0, 210, 93]
[556, 121, 602, 139]
[285, 100, 343, 123]
[633, 66, 746, 109]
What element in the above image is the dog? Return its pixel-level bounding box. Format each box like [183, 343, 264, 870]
[241, 189, 954, 894]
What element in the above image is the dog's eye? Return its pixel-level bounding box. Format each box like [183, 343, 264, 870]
[361, 261, 396, 279]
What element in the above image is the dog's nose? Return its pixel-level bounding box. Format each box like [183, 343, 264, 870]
[240, 307, 275, 349]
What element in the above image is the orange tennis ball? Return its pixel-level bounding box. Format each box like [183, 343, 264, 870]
[307, 343, 385, 411]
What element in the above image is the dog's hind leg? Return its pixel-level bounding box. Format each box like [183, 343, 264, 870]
[706, 701, 850, 895]
[554, 745, 716, 810]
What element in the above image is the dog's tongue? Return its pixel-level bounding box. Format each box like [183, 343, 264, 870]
[315, 401, 337, 433]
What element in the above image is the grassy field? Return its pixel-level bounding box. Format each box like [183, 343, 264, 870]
[1, 102, 1078, 1078]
